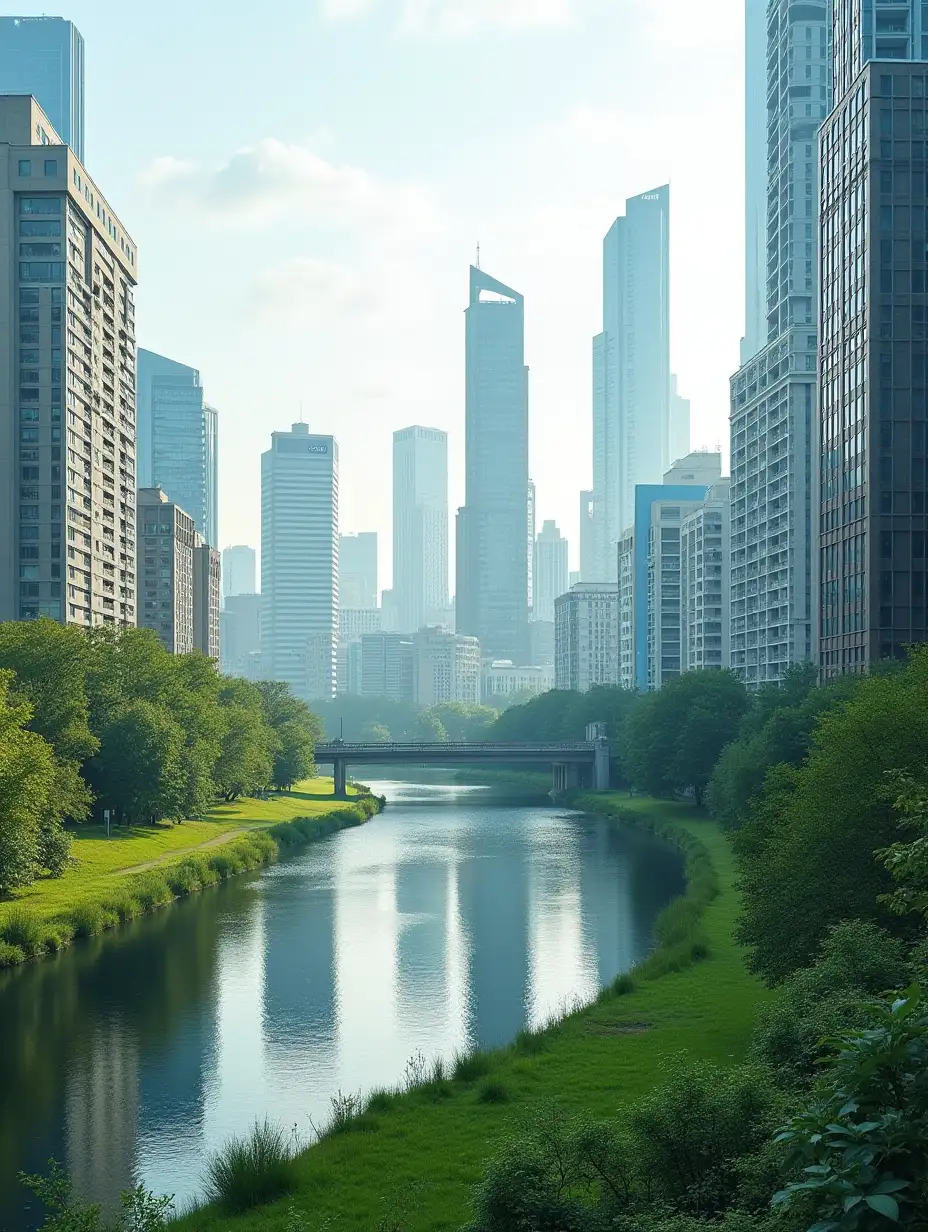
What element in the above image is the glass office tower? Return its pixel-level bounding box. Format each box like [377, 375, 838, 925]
[0, 18, 84, 160]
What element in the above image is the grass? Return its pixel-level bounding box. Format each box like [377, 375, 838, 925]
[0, 780, 381, 966]
[176, 796, 771, 1232]
[202, 1120, 300, 1214]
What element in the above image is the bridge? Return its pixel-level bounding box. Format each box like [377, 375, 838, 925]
[314, 738, 611, 798]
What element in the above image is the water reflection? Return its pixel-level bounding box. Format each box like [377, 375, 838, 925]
[0, 781, 683, 1228]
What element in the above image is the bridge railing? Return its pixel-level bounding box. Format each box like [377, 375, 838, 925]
[315, 741, 599, 753]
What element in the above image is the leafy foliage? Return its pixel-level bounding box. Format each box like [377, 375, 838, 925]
[0, 670, 59, 895]
[20, 1159, 173, 1232]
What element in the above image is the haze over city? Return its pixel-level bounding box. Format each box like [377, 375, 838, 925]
[7, 0, 743, 581]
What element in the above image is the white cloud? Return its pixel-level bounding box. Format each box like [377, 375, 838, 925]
[136, 138, 438, 238]
[320, 0, 576, 33]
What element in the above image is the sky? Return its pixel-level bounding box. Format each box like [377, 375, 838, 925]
[11, 0, 745, 587]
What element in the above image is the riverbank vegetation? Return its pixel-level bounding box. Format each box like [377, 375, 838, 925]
[0, 619, 324, 900]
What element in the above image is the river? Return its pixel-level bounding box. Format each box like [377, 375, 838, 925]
[0, 778, 684, 1228]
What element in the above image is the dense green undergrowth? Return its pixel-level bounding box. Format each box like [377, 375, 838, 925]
[0, 794, 382, 969]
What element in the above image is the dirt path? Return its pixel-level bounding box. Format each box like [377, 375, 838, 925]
[117, 825, 265, 877]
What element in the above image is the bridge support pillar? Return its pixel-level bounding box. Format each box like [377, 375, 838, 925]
[593, 740, 611, 791]
[552, 763, 565, 794]
[333, 758, 348, 799]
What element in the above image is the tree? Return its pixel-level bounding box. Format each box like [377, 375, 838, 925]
[411, 711, 447, 743]
[735, 647, 928, 984]
[255, 681, 323, 790]
[877, 772, 928, 924]
[214, 679, 274, 801]
[0, 671, 59, 895]
[361, 721, 391, 743]
[624, 671, 749, 805]
[89, 700, 187, 825]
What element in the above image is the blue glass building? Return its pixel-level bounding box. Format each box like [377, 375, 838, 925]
[835, 0, 926, 100]
[0, 17, 84, 160]
[137, 349, 219, 548]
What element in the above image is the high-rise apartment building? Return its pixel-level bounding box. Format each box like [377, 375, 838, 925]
[412, 627, 481, 706]
[222, 545, 256, 599]
[527, 479, 536, 616]
[0, 98, 137, 627]
[592, 186, 671, 580]
[220, 594, 261, 679]
[743, 0, 768, 364]
[456, 266, 529, 662]
[393, 426, 448, 631]
[579, 490, 595, 582]
[729, 0, 831, 688]
[0, 18, 84, 161]
[819, 37, 928, 670]
[669, 375, 691, 466]
[554, 584, 619, 693]
[360, 632, 413, 701]
[137, 349, 218, 547]
[616, 453, 722, 691]
[336, 607, 382, 695]
[681, 484, 731, 673]
[260, 423, 338, 701]
[138, 487, 220, 660]
[533, 520, 569, 623]
[339, 532, 378, 610]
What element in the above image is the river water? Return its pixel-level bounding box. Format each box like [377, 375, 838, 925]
[0, 779, 684, 1228]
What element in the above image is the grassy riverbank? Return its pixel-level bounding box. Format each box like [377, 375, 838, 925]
[0, 780, 381, 967]
[181, 796, 769, 1232]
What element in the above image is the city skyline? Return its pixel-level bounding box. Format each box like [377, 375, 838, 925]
[0, 1, 742, 587]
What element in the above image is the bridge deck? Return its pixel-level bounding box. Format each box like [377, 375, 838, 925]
[314, 741, 599, 764]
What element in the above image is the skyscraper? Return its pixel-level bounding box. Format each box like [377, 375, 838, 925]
[456, 266, 529, 662]
[392, 427, 448, 631]
[592, 186, 671, 580]
[0, 97, 137, 627]
[729, 0, 831, 687]
[0, 17, 84, 161]
[533, 520, 569, 624]
[819, 6, 928, 673]
[669, 375, 691, 467]
[742, 0, 768, 364]
[260, 424, 338, 701]
[339, 532, 378, 610]
[578, 490, 595, 582]
[527, 479, 536, 616]
[222, 545, 256, 599]
[137, 350, 219, 548]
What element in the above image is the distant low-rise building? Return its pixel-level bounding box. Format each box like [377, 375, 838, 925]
[337, 607, 382, 695]
[220, 593, 261, 679]
[482, 661, 554, 704]
[554, 583, 619, 693]
[138, 487, 218, 660]
[193, 542, 221, 660]
[412, 626, 480, 706]
[360, 632, 414, 701]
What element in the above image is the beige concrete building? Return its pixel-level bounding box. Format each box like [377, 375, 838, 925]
[0, 96, 138, 626]
[193, 540, 221, 660]
[412, 626, 480, 706]
[482, 660, 554, 704]
[137, 488, 196, 654]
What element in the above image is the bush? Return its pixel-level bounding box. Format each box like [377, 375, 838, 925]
[99, 889, 142, 924]
[70, 901, 111, 938]
[1, 907, 46, 957]
[366, 1089, 395, 1114]
[203, 1119, 298, 1214]
[129, 872, 174, 911]
[0, 939, 26, 966]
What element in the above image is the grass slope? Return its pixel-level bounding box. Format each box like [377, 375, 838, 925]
[182, 798, 769, 1232]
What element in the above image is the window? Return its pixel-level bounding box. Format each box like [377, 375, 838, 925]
[20, 428, 39, 443]
[19, 218, 61, 238]
[19, 262, 64, 282]
[18, 159, 31, 176]
[19, 197, 61, 215]
[20, 506, 40, 521]
[20, 349, 39, 364]
[44, 159, 57, 177]
[20, 242, 62, 258]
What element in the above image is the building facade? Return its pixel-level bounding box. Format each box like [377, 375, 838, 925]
[260, 424, 338, 701]
[137, 488, 196, 654]
[728, 0, 831, 688]
[527, 479, 536, 616]
[137, 349, 218, 548]
[393, 426, 448, 631]
[220, 593, 261, 679]
[0, 17, 84, 161]
[533, 519, 569, 623]
[482, 661, 554, 704]
[579, 490, 595, 581]
[592, 186, 671, 580]
[743, 0, 768, 364]
[681, 484, 731, 673]
[616, 454, 722, 691]
[339, 532, 378, 610]
[554, 583, 619, 693]
[0, 97, 137, 627]
[669, 375, 691, 466]
[456, 266, 529, 662]
[193, 542, 221, 660]
[337, 607, 382, 695]
[412, 627, 481, 706]
[222, 544, 255, 598]
[834, 0, 926, 101]
[360, 632, 413, 702]
[819, 57, 928, 671]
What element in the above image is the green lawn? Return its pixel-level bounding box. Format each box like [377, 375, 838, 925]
[0, 778, 352, 925]
[183, 797, 770, 1232]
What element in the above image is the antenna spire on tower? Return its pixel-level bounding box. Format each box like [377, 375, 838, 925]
[476, 241, 481, 270]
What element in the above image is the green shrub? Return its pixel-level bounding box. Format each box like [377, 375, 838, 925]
[366, 1089, 395, 1113]
[1, 907, 46, 957]
[70, 902, 108, 938]
[203, 1119, 298, 1214]
[99, 889, 142, 924]
[611, 973, 636, 996]
[453, 1050, 492, 1083]
[513, 1029, 548, 1055]
[42, 921, 74, 953]
[129, 872, 174, 910]
[0, 940, 26, 966]
[477, 1079, 510, 1105]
